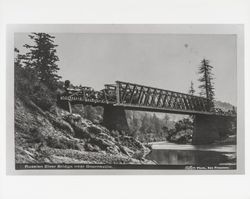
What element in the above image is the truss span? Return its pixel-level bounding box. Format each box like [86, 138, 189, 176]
[58, 81, 236, 117]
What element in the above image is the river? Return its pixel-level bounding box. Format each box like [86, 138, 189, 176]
[146, 141, 236, 166]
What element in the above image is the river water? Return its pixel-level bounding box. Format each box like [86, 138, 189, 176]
[146, 141, 236, 166]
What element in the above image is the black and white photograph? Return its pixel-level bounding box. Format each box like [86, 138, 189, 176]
[9, 24, 243, 173]
[2, 0, 250, 198]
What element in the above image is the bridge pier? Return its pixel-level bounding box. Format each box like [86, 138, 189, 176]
[192, 115, 235, 145]
[102, 105, 130, 133]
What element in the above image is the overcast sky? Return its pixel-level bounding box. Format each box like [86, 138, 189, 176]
[15, 33, 237, 105]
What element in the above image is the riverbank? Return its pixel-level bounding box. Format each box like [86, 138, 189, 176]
[150, 141, 236, 152]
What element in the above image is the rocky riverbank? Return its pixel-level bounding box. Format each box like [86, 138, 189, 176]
[15, 98, 154, 165]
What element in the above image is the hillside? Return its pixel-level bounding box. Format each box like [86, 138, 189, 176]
[214, 100, 235, 112]
[15, 97, 153, 164]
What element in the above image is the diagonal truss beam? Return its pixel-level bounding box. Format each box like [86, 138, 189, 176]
[116, 81, 210, 113]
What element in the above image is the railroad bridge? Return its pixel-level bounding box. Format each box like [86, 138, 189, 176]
[58, 81, 236, 145]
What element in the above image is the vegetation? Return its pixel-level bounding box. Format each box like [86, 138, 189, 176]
[188, 81, 195, 95]
[198, 59, 215, 109]
[15, 33, 62, 111]
[23, 33, 61, 89]
[72, 105, 103, 124]
[166, 118, 194, 144]
[126, 111, 173, 143]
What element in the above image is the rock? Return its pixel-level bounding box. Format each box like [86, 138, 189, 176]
[46, 112, 75, 135]
[120, 145, 134, 157]
[62, 113, 84, 126]
[72, 125, 90, 139]
[76, 143, 85, 151]
[106, 145, 120, 155]
[92, 145, 101, 152]
[87, 126, 102, 135]
[85, 143, 100, 152]
[118, 136, 145, 152]
[132, 150, 145, 160]
[89, 137, 113, 150]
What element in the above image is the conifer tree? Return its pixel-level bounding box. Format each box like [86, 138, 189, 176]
[23, 33, 61, 89]
[188, 81, 195, 95]
[198, 59, 215, 109]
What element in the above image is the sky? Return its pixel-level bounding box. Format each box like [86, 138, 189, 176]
[14, 33, 237, 106]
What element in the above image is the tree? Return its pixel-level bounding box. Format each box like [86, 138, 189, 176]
[15, 48, 23, 95]
[14, 48, 22, 68]
[174, 118, 193, 132]
[14, 47, 35, 96]
[188, 81, 195, 95]
[162, 114, 170, 125]
[83, 105, 98, 122]
[152, 113, 161, 137]
[140, 114, 150, 133]
[198, 59, 215, 109]
[130, 112, 141, 138]
[23, 33, 61, 89]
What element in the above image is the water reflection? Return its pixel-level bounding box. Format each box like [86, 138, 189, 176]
[146, 143, 236, 165]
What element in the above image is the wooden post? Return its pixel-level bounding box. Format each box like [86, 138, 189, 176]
[116, 81, 120, 104]
[68, 101, 72, 113]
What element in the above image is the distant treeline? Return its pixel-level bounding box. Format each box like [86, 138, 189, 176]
[126, 111, 173, 142]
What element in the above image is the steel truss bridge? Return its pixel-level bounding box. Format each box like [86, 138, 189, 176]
[59, 81, 236, 117]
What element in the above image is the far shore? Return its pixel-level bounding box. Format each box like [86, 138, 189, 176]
[147, 141, 168, 145]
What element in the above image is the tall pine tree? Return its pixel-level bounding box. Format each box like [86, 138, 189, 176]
[23, 33, 61, 89]
[188, 81, 195, 95]
[198, 59, 215, 109]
